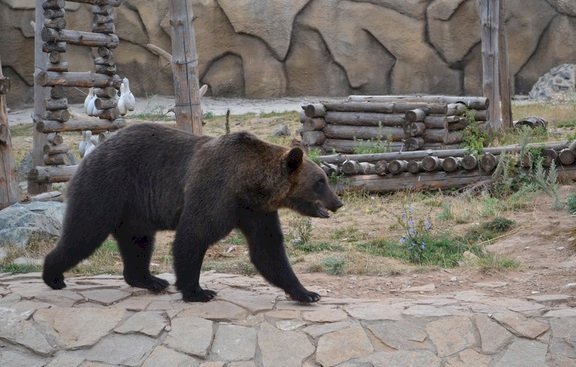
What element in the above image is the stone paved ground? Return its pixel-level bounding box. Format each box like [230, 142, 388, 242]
[1, 272, 576, 367]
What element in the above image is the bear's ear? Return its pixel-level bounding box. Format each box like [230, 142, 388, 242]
[284, 147, 303, 174]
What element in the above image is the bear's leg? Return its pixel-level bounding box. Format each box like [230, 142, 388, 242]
[43, 226, 110, 290]
[238, 210, 321, 303]
[173, 209, 234, 302]
[113, 230, 169, 292]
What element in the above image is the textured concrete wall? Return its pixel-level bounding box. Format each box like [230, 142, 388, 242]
[1, 0, 575, 107]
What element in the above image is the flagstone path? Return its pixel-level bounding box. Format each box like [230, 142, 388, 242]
[1, 271, 575, 367]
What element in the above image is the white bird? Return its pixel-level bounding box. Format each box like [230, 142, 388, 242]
[84, 88, 94, 115]
[117, 82, 127, 116]
[121, 77, 136, 111]
[79, 131, 90, 157]
[84, 88, 101, 117]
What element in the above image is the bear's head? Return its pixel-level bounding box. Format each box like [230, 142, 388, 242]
[282, 147, 343, 218]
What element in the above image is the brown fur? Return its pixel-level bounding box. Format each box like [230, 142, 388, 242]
[43, 123, 342, 302]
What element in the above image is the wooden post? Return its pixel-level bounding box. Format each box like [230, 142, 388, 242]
[30, 2, 50, 194]
[479, 0, 512, 131]
[0, 56, 20, 209]
[169, 0, 202, 134]
[498, 0, 513, 129]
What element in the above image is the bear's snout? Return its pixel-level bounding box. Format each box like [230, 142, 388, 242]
[328, 198, 344, 212]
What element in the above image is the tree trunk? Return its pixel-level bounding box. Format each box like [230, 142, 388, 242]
[0, 56, 20, 209]
[170, 0, 203, 134]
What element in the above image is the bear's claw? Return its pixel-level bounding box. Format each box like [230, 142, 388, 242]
[182, 288, 217, 302]
[289, 289, 321, 303]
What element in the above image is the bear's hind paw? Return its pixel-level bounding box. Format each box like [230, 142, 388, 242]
[182, 288, 217, 303]
[288, 289, 321, 304]
[125, 275, 170, 293]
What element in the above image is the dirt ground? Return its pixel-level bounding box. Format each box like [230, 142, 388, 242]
[6, 101, 576, 305]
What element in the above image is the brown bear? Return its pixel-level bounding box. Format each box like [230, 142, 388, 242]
[42, 123, 343, 302]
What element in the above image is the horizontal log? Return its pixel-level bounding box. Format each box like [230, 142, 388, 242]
[96, 108, 120, 121]
[317, 141, 570, 164]
[37, 71, 122, 88]
[29, 165, 78, 184]
[95, 86, 118, 98]
[405, 108, 426, 122]
[322, 139, 405, 154]
[541, 148, 558, 167]
[402, 121, 426, 137]
[44, 152, 72, 166]
[404, 137, 424, 151]
[446, 103, 467, 116]
[45, 17, 66, 30]
[302, 103, 326, 118]
[423, 129, 445, 143]
[92, 22, 116, 34]
[65, 0, 123, 6]
[46, 61, 69, 73]
[324, 125, 406, 141]
[479, 153, 498, 172]
[46, 109, 71, 122]
[341, 160, 376, 175]
[50, 86, 65, 99]
[422, 156, 443, 172]
[442, 156, 462, 172]
[36, 118, 126, 133]
[42, 42, 67, 53]
[335, 169, 493, 194]
[43, 0, 65, 10]
[461, 155, 478, 170]
[42, 27, 119, 48]
[46, 133, 64, 146]
[320, 163, 340, 176]
[559, 143, 576, 166]
[347, 95, 489, 109]
[323, 101, 394, 114]
[43, 143, 70, 155]
[94, 97, 117, 110]
[45, 97, 68, 111]
[324, 111, 404, 127]
[300, 114, 326, 131]
[301, 131, 326, 146]
[387, 160, 408, 175]
[375, 160, 388, 175]
[44, 9, 65, 19]
[406, 160, 421, 174]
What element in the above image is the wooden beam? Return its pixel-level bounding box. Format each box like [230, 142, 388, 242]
[36, 118, 126, 134]
[0, 56, 20, 209]
[37, 71, 122, 88]
[169, 0, 202, 134]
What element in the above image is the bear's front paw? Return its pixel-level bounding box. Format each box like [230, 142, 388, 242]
[288, 289, 321, 304]
[43, 272, 67, 290]
[182, 288, 217, 302]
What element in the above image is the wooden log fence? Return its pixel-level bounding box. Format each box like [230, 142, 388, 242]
[300, 95, 490, 155]
[318, 140, 576, 194]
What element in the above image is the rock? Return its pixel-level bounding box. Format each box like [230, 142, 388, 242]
[0, 308, 55, 356]
[526, 294, 572, 305]
[211, 324, 257, 361]
[492, 311, 550, 339]
[142, 346, 199, 367]
[474, 315, 514, 354]
[33, 307, 125, 349]
[45, 355, 85, 367]
[84, 334, 157, 366]
[445, 349, 492, 367]
[114, 311, 168, 337]
[0, 201, 65, 248]
[273, 124, 291, 137]
[494, 339, 548, 367]
[529, 64, 576, 100]
[0, 350, 45, 367]
[258, 322, 315, 367]
[344, 302, 405, 321]
[164, 314, 213, 358]
[302, 308, 348, 323]
[80, 289, 132, 306]
[2, 0, 576, 104]
[316, 324, 374, 366]
[426, 316, 477, 357]
[366, 319, 432, 351]
[356, 350, 441, 367]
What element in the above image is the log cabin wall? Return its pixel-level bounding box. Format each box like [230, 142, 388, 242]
[300, 95, 489, 154]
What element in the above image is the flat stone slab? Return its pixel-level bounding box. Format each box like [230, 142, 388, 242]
[0, 273, 575, 366]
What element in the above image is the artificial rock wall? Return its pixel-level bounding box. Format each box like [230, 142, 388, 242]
[1, 0, 575, 107]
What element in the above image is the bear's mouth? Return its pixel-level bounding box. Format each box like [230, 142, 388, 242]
[315, 202, 331, 218]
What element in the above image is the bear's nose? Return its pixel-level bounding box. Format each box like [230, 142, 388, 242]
[331, 198, 344, 211]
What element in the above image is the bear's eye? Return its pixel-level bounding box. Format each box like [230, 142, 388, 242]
[314, 178, 326, 191]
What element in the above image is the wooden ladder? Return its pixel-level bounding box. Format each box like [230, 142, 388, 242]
[29, 0, 126, 194]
